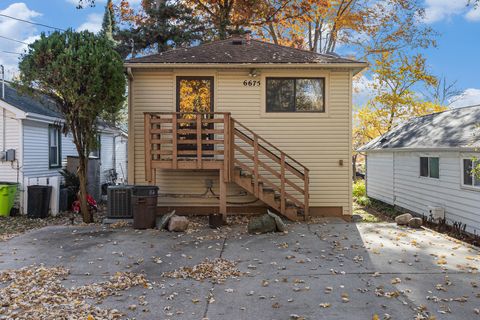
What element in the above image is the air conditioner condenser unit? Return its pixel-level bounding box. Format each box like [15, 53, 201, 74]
[107, 185, 134, 218]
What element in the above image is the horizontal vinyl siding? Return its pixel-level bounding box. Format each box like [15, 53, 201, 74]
[99, 133, 114, 184]
[115, 137, 128, 182]
[23, 120, 77, 178]
[131, 69, 352, 212]
[366, 152, 394, 205]
[392, 151, 480, 233]
[131, 72, 229, 205]
[367, 150, 480, 233]
[0, 108, 21, 183]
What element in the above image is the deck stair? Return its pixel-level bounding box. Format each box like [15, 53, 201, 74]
[144, 112, 309, 221]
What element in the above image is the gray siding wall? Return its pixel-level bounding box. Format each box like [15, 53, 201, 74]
[366, 150, 480, 233]
[366, 152, 394, 205]
[0, 108, 21, 183]
[22, 120, 77, 178]
[99, 132, 114, 184]
[115, 137, 128, 182]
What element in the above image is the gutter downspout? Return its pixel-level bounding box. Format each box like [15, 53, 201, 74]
[1, 65, 5, 152]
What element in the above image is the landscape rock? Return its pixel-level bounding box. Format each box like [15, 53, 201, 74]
[156, 210, 175, 230]
[267, 210, 287, 232]
[351, 214, 363, 222]
[248, 214, 276, 234]
[408, 217, 423, 228]
[168, 215, 189, 232]
[395, 213, 413, 225]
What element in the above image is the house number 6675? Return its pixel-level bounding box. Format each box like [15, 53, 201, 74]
[243, 80, 260, 87]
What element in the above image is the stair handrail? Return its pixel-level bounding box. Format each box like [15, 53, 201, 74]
[231, 118, 310, 218]
[232, 119, 309, 176]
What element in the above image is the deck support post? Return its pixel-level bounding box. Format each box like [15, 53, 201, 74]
[219, 168, 227, 221]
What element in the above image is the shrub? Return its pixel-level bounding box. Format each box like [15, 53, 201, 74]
[352, 180, 366, 198]
[356, 195, 371, 207]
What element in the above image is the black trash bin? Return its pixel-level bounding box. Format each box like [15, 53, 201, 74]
[27, 185, 52, 218]
[132, 186, 158, 229]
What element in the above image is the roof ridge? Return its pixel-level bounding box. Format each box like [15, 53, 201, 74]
[409, 104, 480, 121]
[126, 37, 365, 64]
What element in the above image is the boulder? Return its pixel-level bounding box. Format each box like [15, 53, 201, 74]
[248, 214, 276, 234]
[395, 213, 413, 225]
[168, 215, 189, 232]
[408, 217, 423, 228]
[267, 210, 287, 232]
[351, 214, 363, 223]
[156, 210, 175, 230]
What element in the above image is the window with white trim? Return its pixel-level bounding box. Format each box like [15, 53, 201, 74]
[48, 125, 61, 168]
[462, 158, 480, 188]
[420, 156, 439, 179]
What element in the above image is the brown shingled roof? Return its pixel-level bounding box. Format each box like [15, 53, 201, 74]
[125, 38, 364, 65]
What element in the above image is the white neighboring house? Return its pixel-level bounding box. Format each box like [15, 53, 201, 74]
[0, 82, 128, 215]
[359, 106, 480, 234]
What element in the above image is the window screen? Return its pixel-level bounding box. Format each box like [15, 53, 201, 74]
[429, 157, 439, 179]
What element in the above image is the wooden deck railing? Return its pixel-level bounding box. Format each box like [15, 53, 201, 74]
[144, 112, 309, 219]
[144, 112, 231, 181]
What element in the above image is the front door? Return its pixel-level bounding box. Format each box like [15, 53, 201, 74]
[176, 76, 214, 154]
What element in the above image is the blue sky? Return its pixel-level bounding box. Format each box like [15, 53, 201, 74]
[1, 0, 479, 107]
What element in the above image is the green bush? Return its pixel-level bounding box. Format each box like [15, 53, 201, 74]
[352, 180, 366, 198]
[356, 195, 371, 207]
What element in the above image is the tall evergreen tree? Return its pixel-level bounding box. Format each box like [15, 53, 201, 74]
[115, 0, 204, 58]
[100, 0, 116, 42]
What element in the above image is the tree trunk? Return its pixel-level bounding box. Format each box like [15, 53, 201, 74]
[352, 154, 358, 181]
[78, 155, 93, 223]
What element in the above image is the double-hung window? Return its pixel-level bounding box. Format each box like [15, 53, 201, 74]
[48, 125, 61, 168]
[462, 158, 480, 189]
[266, 78, 325, 112]
[420, 157, 439, 179]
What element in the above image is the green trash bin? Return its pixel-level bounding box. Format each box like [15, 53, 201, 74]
[0, 182, 18, 217]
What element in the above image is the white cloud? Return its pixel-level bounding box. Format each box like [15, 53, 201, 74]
[466, 7, 480, 21]
[423, 0, 480, 23]
[449, 88, 480, 108]
[77, 13, 103, 33]
[353, 75, 379, 107]
[0, 3, 41, 79]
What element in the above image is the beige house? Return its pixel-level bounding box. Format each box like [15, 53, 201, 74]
[125, 37, 366, 221]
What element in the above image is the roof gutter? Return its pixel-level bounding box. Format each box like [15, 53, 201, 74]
[24, 112, 64, 124]
[360, 147, 480, 153]
[124, 62, 368, 71]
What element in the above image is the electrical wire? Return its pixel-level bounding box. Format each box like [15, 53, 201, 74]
[1, 50, 22, 55]
[0, 35, 29, 45]
[0, 13, 65, 31]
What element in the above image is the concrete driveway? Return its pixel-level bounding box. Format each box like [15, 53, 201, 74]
[0, 220, 479, 319]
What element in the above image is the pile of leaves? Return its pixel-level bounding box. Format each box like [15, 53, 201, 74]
[0, 265, 150, 319]
[162, 258, 242, 283]
[0, 211, 106, 241]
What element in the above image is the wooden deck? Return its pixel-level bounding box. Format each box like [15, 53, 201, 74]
[144, 112, 309, 221]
